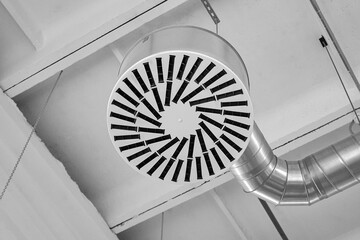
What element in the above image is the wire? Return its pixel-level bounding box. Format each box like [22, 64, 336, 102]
[258, 199, 289, 240]
[349, 120, 356, 135]
[160, 212, 164, 240]
[324, 46, 360, 124]
[0, 70, 63, 200]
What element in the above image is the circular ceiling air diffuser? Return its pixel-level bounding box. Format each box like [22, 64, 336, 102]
[107, 26, 254, 183]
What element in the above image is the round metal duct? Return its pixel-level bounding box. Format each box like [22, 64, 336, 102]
[107, 26, 254, 183]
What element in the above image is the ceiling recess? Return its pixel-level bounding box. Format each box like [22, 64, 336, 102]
[107, 26, 254, 183]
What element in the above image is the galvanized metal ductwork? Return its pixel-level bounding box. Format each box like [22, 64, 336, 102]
[229, 0, 360, 206]
[108, 25, 360, 206]
[231, 123, 360, 205]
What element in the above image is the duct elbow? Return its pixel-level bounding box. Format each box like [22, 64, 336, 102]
[231, 123, 360, 206]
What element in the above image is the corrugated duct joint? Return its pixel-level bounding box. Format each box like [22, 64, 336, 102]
[231, 123, 360, 205]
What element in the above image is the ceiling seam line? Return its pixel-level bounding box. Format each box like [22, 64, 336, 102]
[109, 171, 230, 229]
[3, 0, 168, 93]
[273, 107, 360, 151]
[110, 109, 357, 230]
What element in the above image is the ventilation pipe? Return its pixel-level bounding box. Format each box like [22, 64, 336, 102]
[230, 1, 360, 204]
[231, 123, 360, 205]
[108, 26, 360, 206]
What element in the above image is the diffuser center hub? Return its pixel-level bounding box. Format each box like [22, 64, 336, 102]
[161, 102, 200, 139]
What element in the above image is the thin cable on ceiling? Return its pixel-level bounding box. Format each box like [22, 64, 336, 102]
[319, 36, 360, 124]
[0, 70, 63, 200]
[309, 0, 360, 93]
[258, 199, 289, 240]
[160, 212, 164, 240]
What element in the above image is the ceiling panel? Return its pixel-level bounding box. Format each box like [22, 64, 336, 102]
[118, 123, 360, 240]
[11, 0, 360, 234]
[317, 0, 360, 72]
[1, 0, 145, 49]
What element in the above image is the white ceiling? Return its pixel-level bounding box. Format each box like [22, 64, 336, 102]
[119, 123, 360, 240]
[1, 0, 360, 239]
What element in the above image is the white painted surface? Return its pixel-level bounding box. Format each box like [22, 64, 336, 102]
[0, 88, 116, 239]
[270, 123, 360, 240]
[118, 180, 282, 240]
[7, 0, 360, 237]
[210, 190, 248, 240]
[118, 123, 360, 240]
[317, 0, 360, 71]
[14, 47, 182, 229]
[111, 0, 360, 147]
[1, 0, 145, 49]
[12, 48, 235, 230]
[0, 0, 191, 97]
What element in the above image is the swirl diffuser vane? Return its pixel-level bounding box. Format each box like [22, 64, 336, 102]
[107, 26, 254, 183]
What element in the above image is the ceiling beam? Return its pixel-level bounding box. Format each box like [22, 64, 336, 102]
[0, 87, 117, 240]
[2, 0, 190, 98]
[110, 171, 234, 233]
[210, 189, 248, 240]
[110, 102, 358, 233]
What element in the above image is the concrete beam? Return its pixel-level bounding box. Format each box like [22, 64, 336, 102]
[1, 0, 190, 97]
[0, 90, 117, 239]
